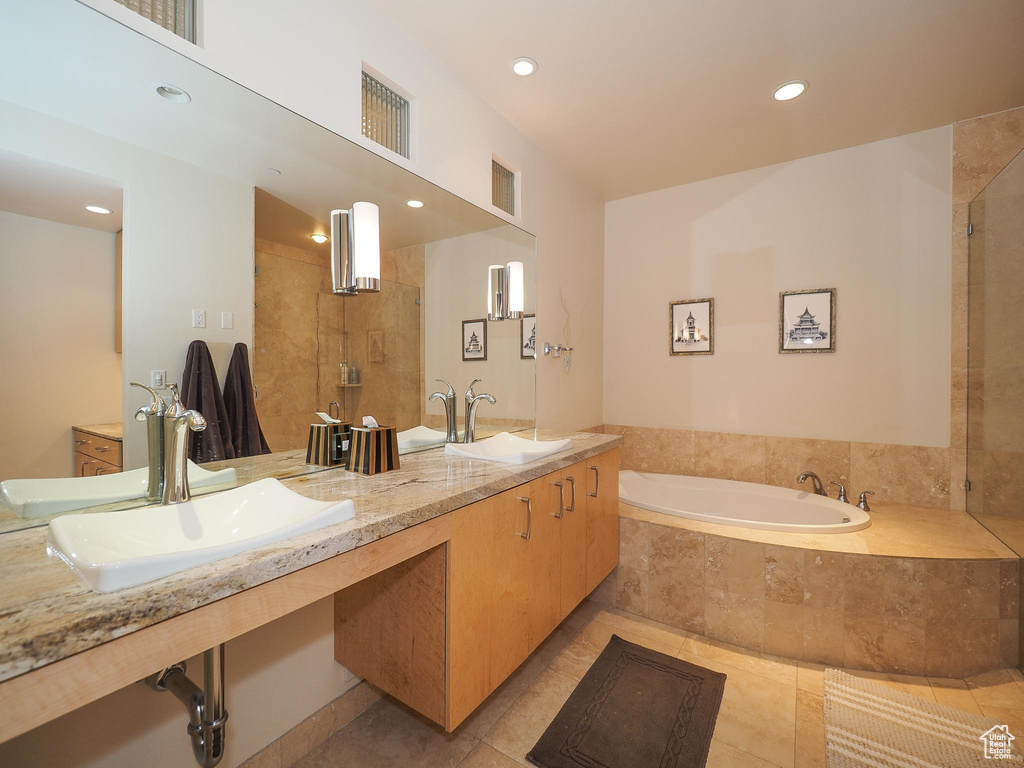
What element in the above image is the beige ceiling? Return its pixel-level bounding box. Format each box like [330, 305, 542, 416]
[369, 0, 1024, 200]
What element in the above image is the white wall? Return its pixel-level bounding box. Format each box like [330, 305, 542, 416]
[0, 101, 255, 470]
[424, 227, 537, 422]
[83, 0, 605, 433]
[0, 212, 121, 480]
[604, 126, 953, 447]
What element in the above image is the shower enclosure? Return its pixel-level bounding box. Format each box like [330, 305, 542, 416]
[966, 146, 1024, 668]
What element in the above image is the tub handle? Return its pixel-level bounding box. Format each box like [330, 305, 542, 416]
[516, 496, 533, 539]
[552, 481, 565, 519]
[566, 476, 576, 512]
[588, 465, 600, 498]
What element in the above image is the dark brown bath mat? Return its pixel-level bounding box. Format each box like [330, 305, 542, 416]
[527, 634, 726, 768]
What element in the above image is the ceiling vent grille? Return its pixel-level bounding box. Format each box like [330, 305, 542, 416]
[113, 0, 196, 43]
[492, 160, 516, 216]
[362, 72, 411, 159]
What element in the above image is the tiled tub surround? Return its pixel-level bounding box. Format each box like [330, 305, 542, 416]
[595, 424, 957, 511]
[594, 502, 1019, 678]
[0, 430, 620, 685]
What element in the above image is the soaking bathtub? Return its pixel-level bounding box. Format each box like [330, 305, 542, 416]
[618, 470, 870, 534]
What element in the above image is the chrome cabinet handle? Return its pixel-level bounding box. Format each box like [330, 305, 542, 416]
[95, 468, 107, 475]
[589, 465, 600, 498]
[74, 439, 88, 445]
[566, 476, 576, 512]
[552, 481, 565, 519]
[516, 496, 532, 540]
[94, 446, 109, 453]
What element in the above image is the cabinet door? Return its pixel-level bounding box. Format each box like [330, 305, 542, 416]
[558, 462, 588, 618]
[586, 448, 620, 593]
[523, 475, 562, 651]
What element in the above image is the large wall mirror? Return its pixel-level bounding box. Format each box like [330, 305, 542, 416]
[0, 2, 536, 534]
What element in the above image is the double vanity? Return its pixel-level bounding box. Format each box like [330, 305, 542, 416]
[0, 431, 621, 746]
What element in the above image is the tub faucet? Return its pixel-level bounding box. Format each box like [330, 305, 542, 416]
[858, 491, 874, 511]
[464, 379, 496, 443]
[428, 379, 459, 443]
[797, 471, 827, 496]
[132, 382, 168, 502]
[162, 384, 207, 505]
[829, 480, 850, 504]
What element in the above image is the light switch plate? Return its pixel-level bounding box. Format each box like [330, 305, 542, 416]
[221, 311, 233, 329]
[151, 370, 167, 388]
[192, 309, 206, 329]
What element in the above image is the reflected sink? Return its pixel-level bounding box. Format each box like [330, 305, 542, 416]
[46, 477, 355, 592]
[0, 461, 237, 519]
[397, 425, 449, 453]
[444, 432, 572, 465]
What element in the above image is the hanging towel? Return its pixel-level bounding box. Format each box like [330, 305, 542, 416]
[180, 340, 235, 463]
[223, 342, 271, 458]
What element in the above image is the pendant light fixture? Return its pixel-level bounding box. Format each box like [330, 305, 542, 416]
[486, 261, 525, 320]
[330, 202, 381, 295]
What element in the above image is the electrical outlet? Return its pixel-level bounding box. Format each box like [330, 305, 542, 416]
[151, 370, 167, 389]
[192, 309, 206, 329]
[221, 311, 233, 329]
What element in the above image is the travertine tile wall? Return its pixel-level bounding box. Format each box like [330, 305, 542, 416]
[595, 424, 953, 510]
[594, 515, 1019, 677]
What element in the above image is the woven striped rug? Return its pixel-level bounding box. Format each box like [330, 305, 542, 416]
[823, 668, 1024, 766]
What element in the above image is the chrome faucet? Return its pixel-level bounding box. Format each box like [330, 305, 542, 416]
[464, 379, 496, 443]
[797, 471, 827, 496]
[132, 382, 168, 502]
[829, 480, 850, 504]
[162, 384, 207, 505]
[858, 491, 874, 511]
[428, 378, 459, 443]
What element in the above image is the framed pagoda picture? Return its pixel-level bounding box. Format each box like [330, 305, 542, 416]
[669, 298, 713, 355]
[462, 318, 487, 361]
[779, 288, 836, 353]
[520, 314, 537, 359]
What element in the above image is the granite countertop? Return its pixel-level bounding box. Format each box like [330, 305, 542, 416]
[72, 422, 123, 441]
[0, 430, 620, 684]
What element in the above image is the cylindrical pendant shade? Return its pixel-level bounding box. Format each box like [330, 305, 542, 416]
[488, 264, 507, 321]
[330, 208, 355, 295]
[506, 261, 524, 319]
[351, 201, 381, 292]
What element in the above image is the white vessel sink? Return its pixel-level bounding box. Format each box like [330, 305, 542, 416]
[46, 477, 355, 593]
[397, 425, 449, 453]
[444, 432, 572, 465]
[0, 461, 237, 519]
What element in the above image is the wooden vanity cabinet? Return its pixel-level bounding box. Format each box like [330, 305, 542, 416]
[586, 448, 620, 592]
[335, 448, 620, 731]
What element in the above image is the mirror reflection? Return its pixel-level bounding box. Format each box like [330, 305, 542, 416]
[0, 7, 536, 534]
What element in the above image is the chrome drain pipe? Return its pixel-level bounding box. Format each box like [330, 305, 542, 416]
[145, 645, 228, 768]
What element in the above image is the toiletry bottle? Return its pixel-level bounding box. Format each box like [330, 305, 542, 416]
[350, 364, 360, 384]
[340, 362, 348, 385]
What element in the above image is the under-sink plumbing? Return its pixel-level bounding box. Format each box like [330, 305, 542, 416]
[145, 645, 227, 768]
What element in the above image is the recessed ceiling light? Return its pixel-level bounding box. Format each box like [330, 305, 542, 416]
[85, 205, 111, 215]
[406, 200, 424, 208]
[310, 233, 329, 244]
[773, 80, 808, 101]
[512, 57, 537, 77]
[265, 168, 282, 176]
[153, 82, 191, 103]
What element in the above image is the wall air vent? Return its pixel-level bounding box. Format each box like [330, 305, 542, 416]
[362, 71, 411, 159]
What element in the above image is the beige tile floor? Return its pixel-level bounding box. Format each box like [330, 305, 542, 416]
[295, 600, 1024, 768]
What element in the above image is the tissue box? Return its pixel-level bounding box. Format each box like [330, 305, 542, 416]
[306, 422, 352, 467]
[347, 425, 400, 475]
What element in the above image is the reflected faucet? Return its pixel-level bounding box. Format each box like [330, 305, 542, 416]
[428, 379, 459, 443]
[464, 379, 496, 444]
[797, 471, 828, 496]
[132, 382, 168, 502]
[162, 384, 208, 505]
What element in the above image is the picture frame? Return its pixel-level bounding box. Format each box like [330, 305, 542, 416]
[462, 318, 487, 361]
[779, 288, 836, 354]
[669, 298, 714, 355]
[520, 314, 537, 359]
[367, 330, 385, 363]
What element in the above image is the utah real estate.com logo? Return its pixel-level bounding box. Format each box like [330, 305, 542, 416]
[981, 724, 1016, 760]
